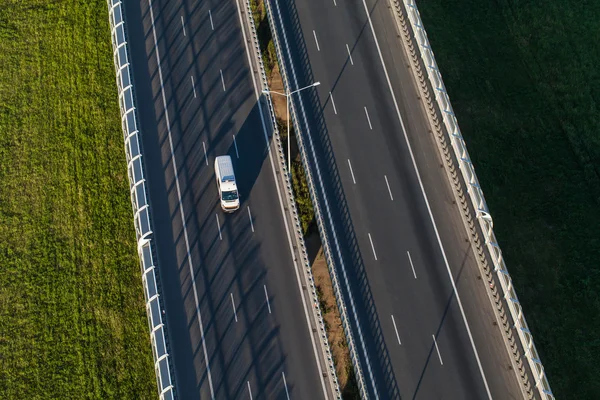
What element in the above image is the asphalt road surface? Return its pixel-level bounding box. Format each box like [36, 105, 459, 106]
[123, 0, 329, 399]
[269, 0, 527, 398]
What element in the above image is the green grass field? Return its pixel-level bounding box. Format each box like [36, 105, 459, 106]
[418, 0, 600, 398]
[0, 1, 156, 398]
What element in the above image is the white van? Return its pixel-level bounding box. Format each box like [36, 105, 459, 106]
[214, 155, 240, 212]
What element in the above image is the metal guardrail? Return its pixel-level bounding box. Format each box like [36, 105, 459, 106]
[262, 0, 372, 398]
[399, 1, 554, 399]
[239, 0, 342, 397]
[106, 1, 175, 399]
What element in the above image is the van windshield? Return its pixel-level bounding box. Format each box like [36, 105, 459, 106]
[222, 190, 238, 201]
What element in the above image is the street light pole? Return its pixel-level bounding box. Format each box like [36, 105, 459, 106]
[287, 93, 290, 174]
[263, 81, 320, 175]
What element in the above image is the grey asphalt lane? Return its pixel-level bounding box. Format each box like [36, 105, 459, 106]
[122, 0, 327, 399]
[271, 0, 526, 398]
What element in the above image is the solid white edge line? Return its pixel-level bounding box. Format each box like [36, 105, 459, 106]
[329, 91, 337, 115]
[264, 284, 272, 314]
[282, 371, 291, 400]
[247, 381, 253, 400]
[273, 0, 377, 393]
[247, 206, 254, 232]
[220, 69, 226, 91]
[384, 175, 393, 200]
[216, 213, 222, 240]
[368, 233, 377, 261]
[234, 1, 329, 397]
[203, 141, 208, 166]
[233, 134, 239, 158]
[149, 2, 215, 399]
[432, 334, 443, 365]
[347, 159, 356, 184]
[346, 43, 354, 65]
[364, 106, 373, 130]
[360, 0, 492, 396]
[231, 293, 238, 322]
[391, 315, 401, 345]
[209, 9, 214, 30]
[312, 30, 320, 51]
[181, 15, 186, 36]
[407, 250, 417, 279]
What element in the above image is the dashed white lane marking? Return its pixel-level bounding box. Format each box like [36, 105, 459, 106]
[391, 315, 401, 345]
[230, 293, 238, 322]
[329, 92, 337, 115]
[407, 251, 417, 279]
[264, 285, 272, 314]
[333, 0, 337, 6]
[282, 371, 291, 400]
[203, 141, 208, 166]
[384, 175, 393, 200]
[234, 0, 328, 395]
[149, 1, 215, 398]
[247, 381, 253, 400]
[359, 0, 491, 395]
[346, 44, 354, 65]
[433, 334, 443, 365]
[181, 16, 186, 36]
[313, 30, 321, 51]
[216, 213, 222, 240]
[233, 134, 239, 158]
[191, 75, 197, 98]
[209, 10, 214, 30]
[368, 233, 377, 261]
[364, 106, 373, 130]
[247, 206, 254, 232]
[220, 69, 226, 91]
[347, 159, 356, 184]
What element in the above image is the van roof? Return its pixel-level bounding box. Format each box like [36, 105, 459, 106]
[215, 155, 235, 183]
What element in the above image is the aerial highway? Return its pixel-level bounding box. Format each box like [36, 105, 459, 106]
[270, 0, 529, 398]
[122, 0, 330, 398]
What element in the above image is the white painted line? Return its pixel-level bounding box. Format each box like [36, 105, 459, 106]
[432, 334, 443, 365]
[364, 106, 373, 130]
[231, 293, 238, 322]
[384, 175, 393, 200]
[191, 76, 197, 98]
[391, 315, 401, 345]
[220, 69, 226, 91]
[181, 16, 186, 36]
[347, 159, 356, 184]
[233, 134, 239, 158]
[333, 0, 337, 6]
[361, 0, 492, 394]
[346, 44, 354, 65]
[407, 251, 417, 279]
[149, 2, 215, 398]
[203, 141, 208, 165]
[216, 214, 222, 240]
[247, 206, 254, 232]
[264, 285, 272, 314]
[329, 92, 337, 115]
[235, 1, 329, 396]
[312, 30, 320, 51]
[282, 371, 291, 400]
[247, 381, 253, 400]
[209, 10, 214, 30]
[368, 233, 377, 261]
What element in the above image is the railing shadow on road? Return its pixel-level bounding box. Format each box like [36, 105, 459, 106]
[272, 0, 402, 397]
[411, 244, 473, 400]
[125, 2, 294, 400]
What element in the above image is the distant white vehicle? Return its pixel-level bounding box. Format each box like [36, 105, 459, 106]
[214, 155, 240, 212]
